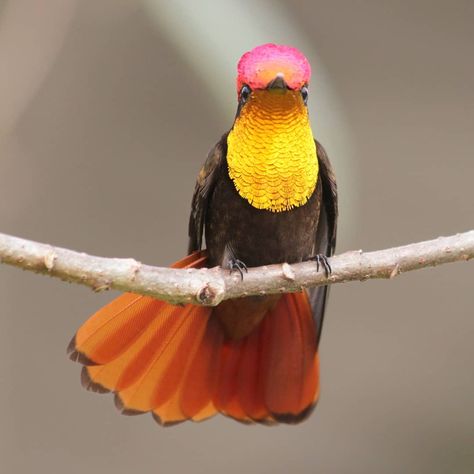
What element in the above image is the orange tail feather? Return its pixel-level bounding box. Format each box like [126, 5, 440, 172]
[261, 293, 319, 422]
[179, 316, 223, 420]
[70, 253, 319, 425]
[236, 324, 271, 423]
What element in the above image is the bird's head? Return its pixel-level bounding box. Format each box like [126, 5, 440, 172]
[235, 43, 311, 116]
[227, 44, 317, 213]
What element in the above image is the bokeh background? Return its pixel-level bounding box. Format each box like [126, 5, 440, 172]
[0, 1, 472, 473]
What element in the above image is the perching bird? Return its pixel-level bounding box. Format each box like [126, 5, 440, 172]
[68, 43, 338, 426]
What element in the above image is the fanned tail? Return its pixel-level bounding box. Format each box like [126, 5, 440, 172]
[69, 253, 320, 425]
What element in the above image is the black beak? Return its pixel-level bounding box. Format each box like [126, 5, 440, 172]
[267, 73, 288, 90]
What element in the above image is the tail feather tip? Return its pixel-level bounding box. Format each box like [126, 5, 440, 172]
[80, 367, 110, 394]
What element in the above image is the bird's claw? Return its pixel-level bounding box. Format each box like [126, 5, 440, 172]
[229, 258, 248, 280]
[310, 254, 332, 277]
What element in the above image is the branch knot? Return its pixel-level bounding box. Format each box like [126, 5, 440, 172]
[196, 283, 225, 306]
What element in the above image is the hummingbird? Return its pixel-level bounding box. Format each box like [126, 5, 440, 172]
[69, 43, 338, 425]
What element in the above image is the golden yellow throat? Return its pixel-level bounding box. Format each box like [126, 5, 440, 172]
[227, 89, 318, 213]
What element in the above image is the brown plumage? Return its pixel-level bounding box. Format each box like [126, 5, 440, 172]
[190, 136, 337, 343]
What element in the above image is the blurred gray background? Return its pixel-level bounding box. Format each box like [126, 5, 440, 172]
[0, 1, 472, 473]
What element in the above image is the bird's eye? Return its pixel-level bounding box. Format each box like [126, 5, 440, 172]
[301, 86, 309, 105]
[239, 85, 251, 103]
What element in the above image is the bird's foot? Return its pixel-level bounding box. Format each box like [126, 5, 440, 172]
[228, 258, 248, 280]
[309, 254, 332, 277]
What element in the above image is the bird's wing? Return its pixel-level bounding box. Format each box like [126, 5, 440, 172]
[308, 140, 338, 346]
[188, 133, 228, 253]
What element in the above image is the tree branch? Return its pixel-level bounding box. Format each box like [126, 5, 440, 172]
[0, 230, 472, 306]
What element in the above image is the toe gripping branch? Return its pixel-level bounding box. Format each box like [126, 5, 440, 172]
[229, 258, 248, 280]
[309, 254, 332, 277]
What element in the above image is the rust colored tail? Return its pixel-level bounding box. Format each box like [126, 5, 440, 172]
[69, 252, 319, 425]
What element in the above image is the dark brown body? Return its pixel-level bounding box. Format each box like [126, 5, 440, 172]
[188, 133, 337, 341]
[205, 138, 322, 269]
